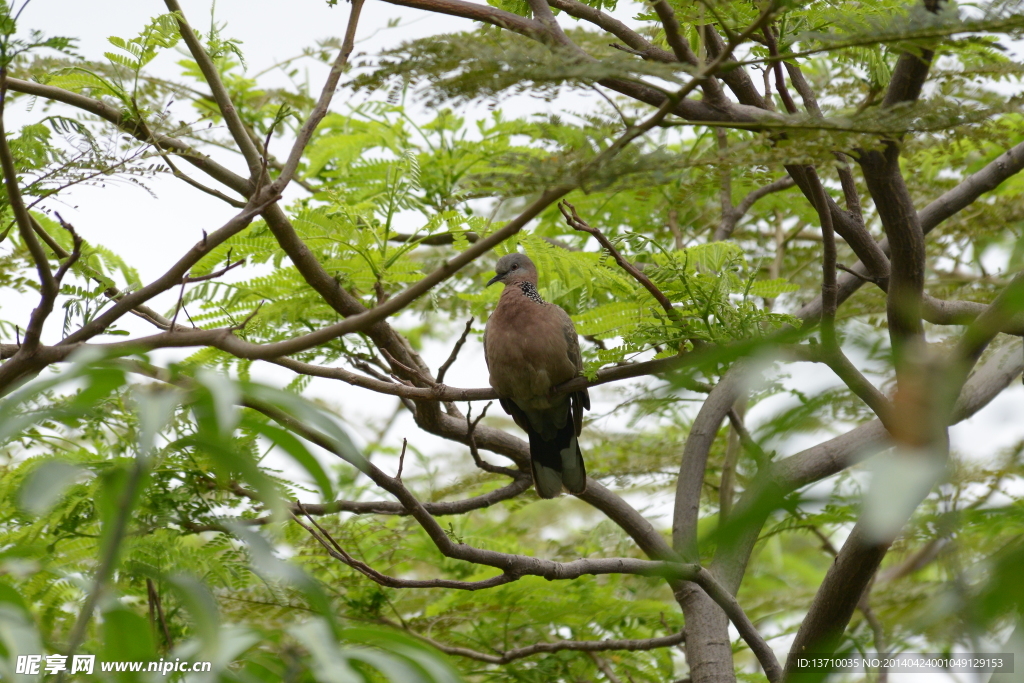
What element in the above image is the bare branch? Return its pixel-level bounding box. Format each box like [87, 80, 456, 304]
[51, 214, 84, 286]
[806, 166, 838, 346]
[548, 0, 675, 63]
[54, 190, 280, 347]
[0, 69, 56, 355]
[436, 317, 474, 383]
[246, 395, 780, 675]
[403, 623, 685, 664]
[694, 566, 783, 683]
[183, 257, 246, 284]
[293, 505, 517, 591]
[6, 78, 252, 197]
[794, 343, 894, 428]
[466, 402, 518, 477]
[711, 339, 1023, 602]
[796, 139, 1024, 323]
[726, 407, 767, 467]
[164, 0, 264, 180]
[954, 271, 1024, 362]
[272, 0, 364, 192]
[560, 201, 679, 322]
[378, 0, 548, 39]
[715, 175, 796, 241]
[155, 153, 247, 208]
[734, 176, 796, 220]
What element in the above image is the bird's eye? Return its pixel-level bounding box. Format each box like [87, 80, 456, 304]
[511, 264, 519, 270]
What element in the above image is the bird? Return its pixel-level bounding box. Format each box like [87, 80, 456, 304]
[483, 252, 590, 498]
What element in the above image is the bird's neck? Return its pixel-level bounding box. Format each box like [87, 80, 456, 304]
[504, 280, 545, 304]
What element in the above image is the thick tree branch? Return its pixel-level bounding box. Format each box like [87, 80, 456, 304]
[807, 166, 839, 347]
[247, 393, 781, 678]
[648, 0, 727, 104]
[5, 77, 252, 197]
[711, 338, 1023, 599]
[379, 0, 549, 39]
[797, 139, 1024, 322]
[0, 69, 57, 355]
[701, 24, 767, 109]
[52, 191, 279, 349]
[547, 0, 675, 63]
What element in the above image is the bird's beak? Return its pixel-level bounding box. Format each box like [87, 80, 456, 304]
[486, 273, 503, 287]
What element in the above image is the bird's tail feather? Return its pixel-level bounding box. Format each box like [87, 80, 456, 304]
[528, 420, 586, 498]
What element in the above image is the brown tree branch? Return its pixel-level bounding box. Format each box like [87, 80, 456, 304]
[714, 175, 796, 241]
[272, 0, 364, 193]
[403, 624, 686, 665]
[436, 317, 474, 384]
[806, 166, 838, 346]
[796, 139, 1024, 323]
[164, 0, 264, 181]
[380, 0, 549, 39]
[781, 60, 864, 220]
[247, 398, 782, 679]
[294, 506, 519, 590]
[5, 78, 253, 197]
[701, 24, 767, 109]
[0, 69, 57, 355]
[649, 0, 727, 104]
[560, 200, 679, 321]
[547, 0, 676, 63]
[711, 338, 1023, 602]
[54, 191, 280, 347]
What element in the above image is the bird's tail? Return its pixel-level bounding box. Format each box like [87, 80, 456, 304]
[528, 419, 586, 499]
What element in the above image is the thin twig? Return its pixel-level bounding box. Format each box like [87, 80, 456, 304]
[837, 263, 881, 285]
[0, 67, 57, 356]
[146, 578, 174, 650]
[588, 651, 625, 683]
[396, 438, 407, 479]
[271, 0, 365, 192]
[293, 504, 516, 590]
[726, 407, 768, 468]
[380, 348, 436, 388]
[52, 213, 84, 284]
[255, 399, 783, 681]
[466, 402, 518, 477]
[560, 201, 679, 321]
[229, 301, 265, 332]
[183, 257, 246, 283]
[397, 624, 685, 665]
[436, 317, 474, 383]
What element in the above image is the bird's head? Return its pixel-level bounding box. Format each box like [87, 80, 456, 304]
[486, 253, 538, 287]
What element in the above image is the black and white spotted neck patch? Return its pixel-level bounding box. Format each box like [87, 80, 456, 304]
[517, 281, 545, 304]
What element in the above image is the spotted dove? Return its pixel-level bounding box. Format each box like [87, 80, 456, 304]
[484, 253, 590, 498]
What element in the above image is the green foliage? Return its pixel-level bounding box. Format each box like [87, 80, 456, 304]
[2, 0, 1024, 681]
[0, 355, 461, 682]
[349, 29, 692, 107]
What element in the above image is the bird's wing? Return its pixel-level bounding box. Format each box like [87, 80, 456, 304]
[556, 306, 584, 374]
[555, 304, 590, 434]
[499, 397, 532, 434]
